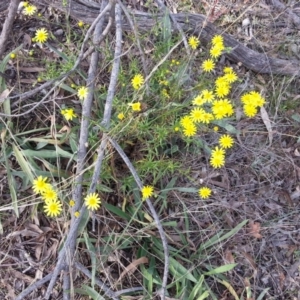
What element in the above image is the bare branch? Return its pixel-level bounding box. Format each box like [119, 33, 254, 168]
[108, 137, 169, 300]
[75, 262, 119, 300]
[0, 0, 20, 58]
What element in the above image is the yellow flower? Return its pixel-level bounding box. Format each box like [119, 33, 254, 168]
[23, 4, 37, 16]
[199, 187, 212, 199]
[243, 104, 257, 117]
[85, 193, 101, 211]
[188, 36, 200, 50]
[183, 124, 197, 137]
[223, 67, 234, 73]
[74, 211, 80, 218]
[215, 76, 228, 87]
[200, 112, 214, 124]
[241, 91, 265, 107]
[44, 199, 62, 217]
[180, 116, 194, 128]
[78, 21, 84, 27]
[34, 28, 48, 43]
[212, 146, 225, 157]
[202, 59, 215, 72]
[212, 99, 234, 119]
[215, 84, 230, 98]
[210, 44, 224, 58]
[61, 108, 77, 121]
[10, 53, 16, 59]
[223, 71, 238, 83]
[210, 154, 225, 168]
[77, 86, 88, 100]
[201, 90, 215, 103]
[131, 74, 144, 90]
[32, 176, 48, 194]
[41, 186, 58, 203]
[192, 95, 205, 106]
[212, 35, 224, 45]
[69, 200, 75, 207]
[219, 135, 234, 149]
[213, 126, 219, 132]
[174, 126, 180, 132]
[190, 108, 205, 123]
[129, 102, 141, 112]
[141, 186, 154, 200]
[117, 112, 125, 120]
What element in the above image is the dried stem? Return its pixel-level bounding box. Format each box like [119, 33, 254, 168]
[107, 137, 169, 300]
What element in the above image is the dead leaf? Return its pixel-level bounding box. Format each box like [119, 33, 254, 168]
[241, 251, 257, 269]
[247, 220, 262, 239]
[18, 67, 46, 72]
[0, 88, 11, 104]
[117, 257, 148, 283]
[224, 249, 235, 264]
[260, 106, 272, 145]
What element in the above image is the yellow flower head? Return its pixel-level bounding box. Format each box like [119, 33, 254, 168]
[192, 95, 205, 106]
[32, 176, 48, 194]
[188, 36, 200, 50]
[85, 193, 101, 211]
[212, 146, 225, 157]
[243, 104, 257, 117]
[212, 35, 224, 46]
[213, 126, 219, 132]
[189, 108, 206, 123]
[210, 153, 225, 168]
[219, 135, 234, 149]
[223, 71, 238, 84]
[34, 28, 48, 43]
[61, 108, 77, 121]
[77, 86, 88, 100]
[44, 199, 62, 217]
[180, 116, 194, 128]
[74, 211, 80, 218]
[10, 53, 16, 59]
[210, 43, 224, 58]
[183, 123, 197, 137]
[78, 21, 84, 27]
[199, 187, 212, 199]
[200, 112, 214, 124]
[131, 74, 144, 90]
[241, 91, 265, 107]
[41, 186, 58, 203]
[69, 200, 75, 207]
[129, 102, 141, 112]
[201, 90, 215, 103]
[141, 185, 154, 200]
[23, 4, 37, 16]
[202, 59, 215, 72]
[215, 84, 230, 98]
[117, 112, 125, 120]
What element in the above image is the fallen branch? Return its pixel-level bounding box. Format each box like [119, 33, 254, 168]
[31, 0, 300, 77]
[0, 0, 20, 58]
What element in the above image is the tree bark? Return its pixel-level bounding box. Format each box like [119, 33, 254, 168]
[1, 0, 299, 77]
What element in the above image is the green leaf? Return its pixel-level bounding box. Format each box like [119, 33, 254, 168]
[200, 219, 248, 251]
[12, 144, 34, 183]
[204, 263, 237, 275]
[104, 203, 131, 221]
[212, 119, 239, 134]
[75, 285, 105, 300]
[188, 275, 205, 300]
[168, 256, 197, 283]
